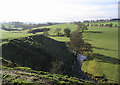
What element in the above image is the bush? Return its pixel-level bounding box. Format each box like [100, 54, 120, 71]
[64, 28, 71, 37]
[109, 23, 113, 27]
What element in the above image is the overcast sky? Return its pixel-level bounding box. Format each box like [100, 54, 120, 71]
[0, 0, 119, 23]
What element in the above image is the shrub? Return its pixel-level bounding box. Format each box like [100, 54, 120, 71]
[64, 28, 71, 37]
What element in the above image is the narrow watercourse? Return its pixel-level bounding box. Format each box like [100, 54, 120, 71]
[72, 53, 97, 83]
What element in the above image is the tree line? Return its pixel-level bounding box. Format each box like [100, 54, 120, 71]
[86, 23, 117, 27]
[68, 22, 93, 59]
[1, 22, 60, 31]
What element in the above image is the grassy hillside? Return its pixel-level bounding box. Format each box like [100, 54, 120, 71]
[82, 26, 119, 82]
[2, 35, 74, 75]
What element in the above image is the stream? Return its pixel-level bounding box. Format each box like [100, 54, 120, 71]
[72, 54, 97, 83]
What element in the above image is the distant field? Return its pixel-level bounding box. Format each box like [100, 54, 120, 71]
[26, 23, 77, 42]
[82, 26, 119, 82]
[1, 29, 42, 46]
[1, 23, 77, 43]
[38, 23, 77, 35]
[45, 23, 77, 41]
[1, 26, 41, 39]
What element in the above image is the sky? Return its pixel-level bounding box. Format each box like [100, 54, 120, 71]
[0, 0, 119, 23]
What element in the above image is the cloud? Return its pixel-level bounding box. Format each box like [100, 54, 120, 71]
[0, 0, 118, 22]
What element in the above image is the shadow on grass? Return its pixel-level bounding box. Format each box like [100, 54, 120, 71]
[2, 39, 9, 42]
[93, 53, 120, 65]
[86, 31, 103, 33]
[84, 39, 92, 41]
[48, 35, 64, 37]
[93, 46, 117, 51]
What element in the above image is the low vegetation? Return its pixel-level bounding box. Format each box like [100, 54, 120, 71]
[2, 66, 94, 85]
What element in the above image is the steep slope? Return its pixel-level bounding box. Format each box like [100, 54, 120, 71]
[2, 35, 74, 75]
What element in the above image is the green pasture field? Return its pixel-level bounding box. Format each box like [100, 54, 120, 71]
[84, 27, 118, 59]
[49, 36, 70, 42]
[1, 29, 42, 46]
[1, 26, 41, 39]
[82, 26, 119, 82]
[24, 23, 77, 42]
[1, 23, 77, 43]
[45, 23, 77, 41]
[32, 23, 77, 35]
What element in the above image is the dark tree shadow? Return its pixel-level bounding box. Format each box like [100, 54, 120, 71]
[2, 28, 20, 31]
[2, 39, 9, 42]
[48, 35, 64, 37]
[90, 53, 120, 65]
[84, 39, 92, 41]
[93, 46, 117, 51]
[86, 31, 103, 33]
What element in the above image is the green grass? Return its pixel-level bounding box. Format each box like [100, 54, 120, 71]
[49, 36, 70, 42]
[1, 23, 77, 43]
[84, 27, 118, 59]
[2, 30, 42, 40]
[42, 23, 77, 41]
[28, 23, 77, 35]
[1, 28, 43, 46]
[82, 26, 119, 82]
[40, 23, 77, 34]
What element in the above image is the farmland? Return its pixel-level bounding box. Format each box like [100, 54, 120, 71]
[1, 21, 119, 84]
[82, 26, 119, 82]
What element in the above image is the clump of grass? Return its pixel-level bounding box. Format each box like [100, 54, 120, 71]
[2, 74, 11, 79]
[14, 67, 32, 71]
[12, 78, 32, 84]
[2, 66, 96, 84]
